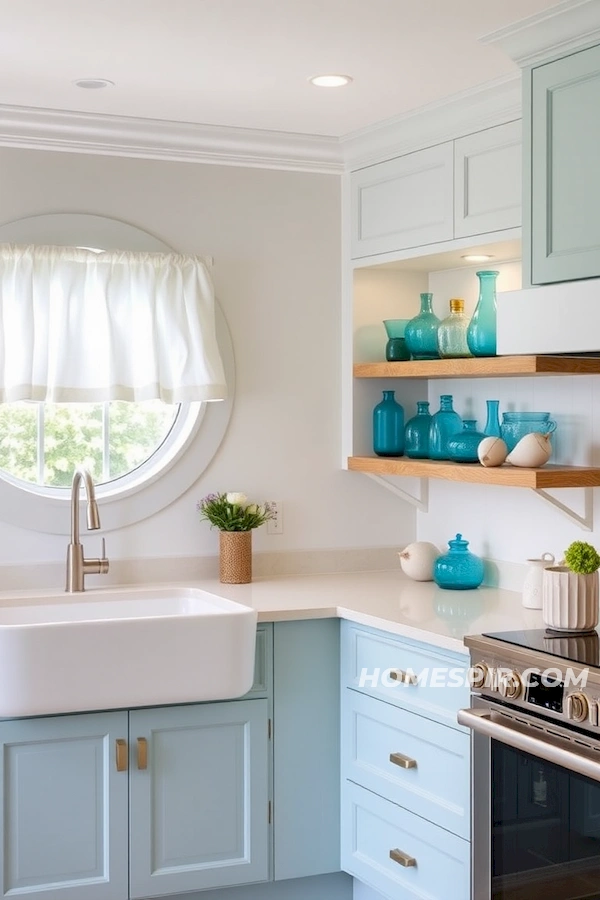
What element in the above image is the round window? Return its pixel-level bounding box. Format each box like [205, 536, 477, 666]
[0, 214, 234, 535]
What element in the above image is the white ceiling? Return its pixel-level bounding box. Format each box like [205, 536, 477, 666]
[0, 0, 561, 138]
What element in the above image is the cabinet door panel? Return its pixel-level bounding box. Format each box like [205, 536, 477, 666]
[0, 711, 128, 900]
[129, 700, 269, 898]
[351, 143, 454, 258]
[531, 43, 600, 284]
[454, 120, 521, 238]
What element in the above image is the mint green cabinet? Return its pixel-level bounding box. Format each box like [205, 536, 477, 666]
[529, 42, 600, 284]
[129, 700, 270, 897]
[0, 711, 129, 899]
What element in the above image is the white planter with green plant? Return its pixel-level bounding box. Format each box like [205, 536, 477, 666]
[542, 541, 600, 633]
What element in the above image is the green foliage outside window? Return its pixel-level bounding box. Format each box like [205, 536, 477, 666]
[0, 401, 176, 488]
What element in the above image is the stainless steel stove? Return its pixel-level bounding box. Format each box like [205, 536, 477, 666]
[460, 628, 600, 900]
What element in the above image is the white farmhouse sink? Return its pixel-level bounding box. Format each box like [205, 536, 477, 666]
[0, 586, 257, 717]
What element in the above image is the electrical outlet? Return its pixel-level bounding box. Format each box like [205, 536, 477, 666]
[267, 501, 283, 534]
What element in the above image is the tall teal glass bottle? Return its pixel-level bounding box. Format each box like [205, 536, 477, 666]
[404, 293, 440, 360]
[467, 270, 499, 357]
[404, 401, 431, 458]
[429, 394, 462, 460]
[373, 390, 404, 457]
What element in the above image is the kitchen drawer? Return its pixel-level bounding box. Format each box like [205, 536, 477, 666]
[341, 621, 469, 728]
[342, 689, 470, 839]
[341, 781, 470, 900]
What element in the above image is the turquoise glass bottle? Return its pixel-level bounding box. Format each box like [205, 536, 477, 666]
[467, 270, 499, 357]
[433, 534, 485, 590]
[484, 399, 502, 438]
[429, 394, 462, 460]
[404, 401, 431, 458]
[446, 420, 487, 463]
[404, 293, 441, 360]
[373, 390, 404, 457]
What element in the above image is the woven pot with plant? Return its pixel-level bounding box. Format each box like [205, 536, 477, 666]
[542, 541, 600, 633]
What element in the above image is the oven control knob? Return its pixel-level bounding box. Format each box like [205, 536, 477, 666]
[469, 663, 489, 690]
[567, 692, 589, 723]
[498, 670, 523, 700]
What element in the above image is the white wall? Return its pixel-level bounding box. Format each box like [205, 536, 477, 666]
[0, 147, 414, 566]
[417, 261, 599, 578]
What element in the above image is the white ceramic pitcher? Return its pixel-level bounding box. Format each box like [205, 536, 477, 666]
[522, 552, 555, 609]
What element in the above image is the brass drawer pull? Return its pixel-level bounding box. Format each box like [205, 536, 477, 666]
[137, 737, 148, 770]
[389, 669, 417, 685]
[390, 751, 417, 769]
[115, 738, 128, 772]
[390, 848, 417, 868]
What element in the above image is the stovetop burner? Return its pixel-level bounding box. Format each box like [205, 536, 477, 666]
[483, 628, 600, 667]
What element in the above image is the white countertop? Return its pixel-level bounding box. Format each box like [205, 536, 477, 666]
[0, 568, 542, 656]
[185, 569, 542, 655]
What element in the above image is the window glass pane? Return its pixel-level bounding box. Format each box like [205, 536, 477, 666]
[108, 401, 177, 480]
[44, 403, 103, 486]
[0, 402, 38, 483]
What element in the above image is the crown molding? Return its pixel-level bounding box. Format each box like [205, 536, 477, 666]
[481, 0, 600, 68]
[0, 103, 344, 174]
[340, 75, 522, 172]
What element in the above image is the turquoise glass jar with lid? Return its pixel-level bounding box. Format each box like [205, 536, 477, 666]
[404, 293, 440, 360]
[429, 394, 462, 460]
[404, 401, 431, 458]
[373, 390, 404, 457]
[433, 534, 485, 590]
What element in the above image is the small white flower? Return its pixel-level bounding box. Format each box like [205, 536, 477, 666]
[246, 504, 259, 514]
[226, 492, 247, 506]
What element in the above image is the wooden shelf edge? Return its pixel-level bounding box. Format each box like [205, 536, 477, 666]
[348, 456, 600, 489]
[353, 355, 600, 379]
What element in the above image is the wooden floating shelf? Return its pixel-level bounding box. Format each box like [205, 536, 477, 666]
[353, 355, 600, 380]
[348, 456, 600, 489]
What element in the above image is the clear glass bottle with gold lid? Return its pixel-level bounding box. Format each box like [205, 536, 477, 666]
[437, 298, 472, 359]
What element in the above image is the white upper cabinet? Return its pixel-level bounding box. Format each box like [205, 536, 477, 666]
[351, 142, 454, 259]
[454, 120, 521, 238]
[350, 122, 522, 260]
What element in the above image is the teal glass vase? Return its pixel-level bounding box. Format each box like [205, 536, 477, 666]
[484, 399, 502, 438]
[446, 420, 487, 463]
[433, 533, 485, 590]
[467, 270, 499, 357]
[383, 319, 410, 362]
[404, 293, 441, 360]
[373, 390, 404, 457]
[404, 401, 431, 458]
[429, 394, 462, 460]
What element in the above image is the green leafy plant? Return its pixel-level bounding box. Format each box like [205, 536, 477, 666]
[564, 541, 600, 575]
[197, 492, 275, 532]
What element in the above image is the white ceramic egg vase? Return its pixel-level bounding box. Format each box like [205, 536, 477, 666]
[542, 566, 599, 633]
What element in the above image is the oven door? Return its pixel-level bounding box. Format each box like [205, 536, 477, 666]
[458, 698, 600, 900]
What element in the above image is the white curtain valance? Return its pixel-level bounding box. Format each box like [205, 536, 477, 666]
[0, 244, 228, 403]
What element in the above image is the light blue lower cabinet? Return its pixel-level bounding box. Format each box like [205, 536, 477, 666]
[0, 710, 129, 900]
[341, 782, 470, 900]
[129, 699, 270, 899]
[342, 689, 470, 840]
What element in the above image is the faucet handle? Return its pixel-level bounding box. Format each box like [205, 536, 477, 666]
[99, 538, 109, 575]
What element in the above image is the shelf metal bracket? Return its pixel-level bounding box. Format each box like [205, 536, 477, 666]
[366, 474, 429, 512]
[532, 487, 594, 531]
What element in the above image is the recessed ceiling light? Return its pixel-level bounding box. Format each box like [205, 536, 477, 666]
[309, 74, 353, 88]
[73, 78, 115, 90]
[461, 254, 495, 262]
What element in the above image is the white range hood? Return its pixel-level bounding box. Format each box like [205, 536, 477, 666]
[497, 277, 600, 355]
